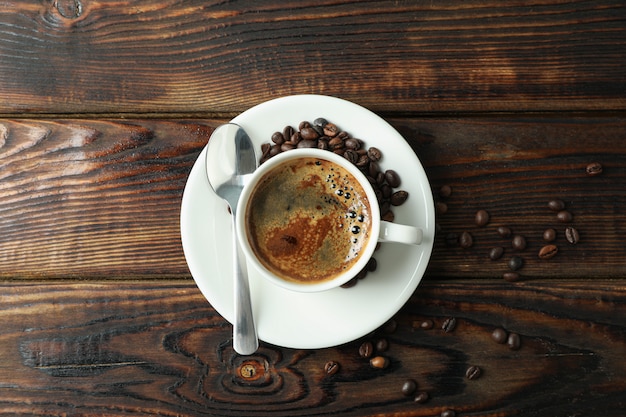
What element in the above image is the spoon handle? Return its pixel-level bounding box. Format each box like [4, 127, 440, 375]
[232, 215, 259, 355]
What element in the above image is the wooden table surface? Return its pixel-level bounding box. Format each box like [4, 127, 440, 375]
[1, 2, 625, 416]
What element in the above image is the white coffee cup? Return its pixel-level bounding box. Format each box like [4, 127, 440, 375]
[236, 148, 423, 293]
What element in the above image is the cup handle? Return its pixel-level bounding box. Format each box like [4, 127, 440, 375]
[378, 221, 423, 245]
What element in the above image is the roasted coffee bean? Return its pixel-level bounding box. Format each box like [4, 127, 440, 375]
[367, 160, 379, 177]
[359, 341, 374, 358]
[381, 184, 392, 199]
[465, 365, 482, 380]
[271, 131, 285, 145]
[343, 149, 359, 164]
[489, 246, 504, 260]
[439, 185, 452, 198]
[556, 210, 573, 223]
[313, 117, 328, 128]
[503, 272, 521, 282]
[323, 123, 339, 137]
[370, 356, 389, 369]
[586, 162, 603, 176]
[459, 231, 473, 248]
[511, 235, 526, 251]
[366, 257, 377, 272]
[390, 190, 409, 206]
[280, 142, 296, 152]
[300, 127, 319, 140]
[298, 121, 311, 130]
[367, 147, 382, 162]
[475, 209, 490, 227]
[261, 142, 271, 157]
[297, 139, 318, 149]
[356, 154, 370, 168]
[441, 410, 456, 417]
[491, 327, 508, 344]
[290, 131, 302, 144]
[375, 338, 389, 352]
[401, 379, 418, 396]
[383, 319, 398, 333]
[324, 361, 340, 375]
[442, 317, 457, 333]
[508, 256, 524, 271]
[317, 138, 329, 150]
[375, 171, 386, 187]
[419, 319, 434, 330]
[381, 210, 395, 222]
[328, 136, 344, 150]
[436, 202, 448, 215]
[565, 226, 579, 244]
[497, 226, 512, 238]
[385, 169, 401, 187]
[340, 277, 358, 288]
[269, 145, 281, 157]
[507, 333, 521, 350]
[344, 138, 361, 150]
[414, 391, 429, 404]
[548, 199, 565, 211]
[543, 228, 556, 242]
[538, 244, 558, 260]
[283, 125, 295, 142]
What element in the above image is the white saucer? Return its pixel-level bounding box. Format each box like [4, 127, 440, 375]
[180, 95, 435, 349]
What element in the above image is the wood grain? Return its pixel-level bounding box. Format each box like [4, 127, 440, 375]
[0, 279, 623, 416]
[0, 1, 624, 115]
[1, 117, 625, 279]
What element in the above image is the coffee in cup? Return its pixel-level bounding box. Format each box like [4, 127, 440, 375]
[237, 148, 422, 292]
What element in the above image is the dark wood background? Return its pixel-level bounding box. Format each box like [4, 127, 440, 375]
[0, 1, 624, 416]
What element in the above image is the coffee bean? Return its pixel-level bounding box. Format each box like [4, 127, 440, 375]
[508, 256, 524, 271]
[283, 126, 295, 142]
[465, 365, 482, 380]
[419, 319, 434, 330]
[384, 169, 401, 187]
[565, 226, 579, 244]
[381, 210, 395, 222]
[297, 139, 318, 149]
[366, 257, 377, 272]
[280, 142, 296, 152]
[497, 226, 512, 238]
[556, 210, 573, 223]
[298, 121, 311, 130]
[439, 185, 452, 198]
[340, 277, 358, 288]
[475, 209, 490, 227]
[383, 319, 398, 333]
[271, 131, 285, 145]
[543, 228, 556, 242]
[313, 117, 328, 128]
[414, 391, 429, 404]
[328, 136, 344, 150]
[290, 131, 302, 145]
[356, 154, 370, 168]
[442, 317, 457, 333]
[441, 410, 456, 417]
[503, 272, 521, 282]
[548, 199, 565, 211]
[375, 338, 389, 352]
[390, 190, 409, 206]
[370, 356, 389, 369]
[344, 138, 361, 150]
[401, 379, 417, 396]
[324, 361, 340, 375]
[507, 333, 521, 350]
[491, 327, 508, 344]
[511, 235, 526, 251]
[586, 162, 603, 176]
[317, 138, 329, 150]
[489, 246, 504, 260]
[359, 341, 374, 358]
[323, 123, 339, 137]
[538, 244, 558, 260]
[367, 147, 382, 162]
[343, 149, 359, 164]
[459, 231, 473, 248]
[436, 202, 448, 215]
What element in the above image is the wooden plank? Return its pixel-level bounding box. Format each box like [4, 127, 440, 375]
[0, 279, 623, 416]
[1, 117, 625, 279]
[0, 1, 625, 114]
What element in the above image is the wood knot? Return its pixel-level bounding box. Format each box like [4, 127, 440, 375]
[238, 360, 265, 381]
[54, 0, 82, 19]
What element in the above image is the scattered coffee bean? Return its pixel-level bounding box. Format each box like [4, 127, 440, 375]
[538, 244, 558, 260]
[324, 361, 340, 375]
[359, 341, 374, 358]
[548, 199, 565, 211]
[439, 185, 452, 198]
[390, 190, 409, 206]
[370, 356, 389, 369]
[491, 327, 508, 344]
[367, 147, 382, 162]
[507, 333, 521, 350]
[475, 209, 490, 227]
[401, 379, 418, 396]
[489, 246, 504, 260]
[565, 226, 579, 244]
[511, 235, 526, 251]
[465, 365, 482, 380]
[586, 162, 603, 176]
[375, 338, 389, 352]
[459, 231, 474, 248]
[442, 317, 457, 333]
[441, 409, 456, 417]
[495, 226, 511, 238]
[556, 210, 573, 223]
[543, 228, 556, 242]
[366, 257, 378, 272]
[503, 272, 521, 282]
[414, 391, 429, 404]
[508, 256, 524, 271]
[436, 201, 448, 215]
[384, 169, 401, 187]
[383, 319, 398, 333]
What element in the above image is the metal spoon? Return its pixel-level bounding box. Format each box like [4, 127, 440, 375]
[205, 123, 259, 355]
